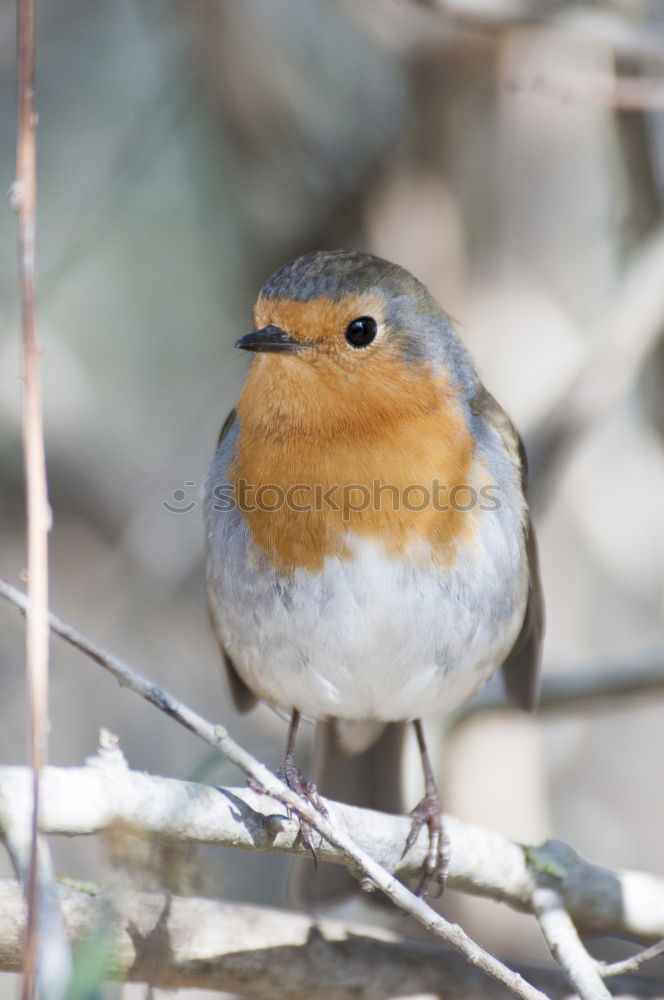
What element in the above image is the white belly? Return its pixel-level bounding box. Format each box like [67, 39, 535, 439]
[208, 520, 528, 723]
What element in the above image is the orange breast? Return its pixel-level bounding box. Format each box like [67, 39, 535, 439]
[233, 353, 481, 573]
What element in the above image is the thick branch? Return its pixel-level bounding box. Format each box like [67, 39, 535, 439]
[0, 879, 662, 1000]
[1, 760, 663, 944]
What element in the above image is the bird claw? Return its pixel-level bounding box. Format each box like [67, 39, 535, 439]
[403, 791, 449, 897]
[277, 754, 328, 865]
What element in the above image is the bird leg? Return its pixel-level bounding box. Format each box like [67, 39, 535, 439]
[403, 719, 449, 896]
[277, 708, 328, 862]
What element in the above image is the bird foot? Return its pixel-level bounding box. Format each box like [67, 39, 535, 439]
[403, 790, 449, 897]
[278, 753, 328, 864]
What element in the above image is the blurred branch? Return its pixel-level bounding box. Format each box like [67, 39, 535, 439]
[409, 1, 664, 62]
[1, 758, 664, 945]
[0, 880, 662, 1000]
[13, 0, 57, 995]
[0, 579, 546, 1000]
[508, 72, 664, 111]
[2, 813, 71, 999]
[459, 651, 664, 717]
[555, 8, 664, 63]
[528, 224, 664, 509]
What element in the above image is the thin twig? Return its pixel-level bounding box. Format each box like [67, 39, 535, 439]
[14, 0, 52, 996]
[533, 887, 612, 1000]
[598, 940, 664, 980]
[0, 579, 546, 1000]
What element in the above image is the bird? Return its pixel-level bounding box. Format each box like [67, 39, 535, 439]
[204, 249, 543, 897]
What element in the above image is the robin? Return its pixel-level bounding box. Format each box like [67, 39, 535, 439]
[205, 249, 543, 897]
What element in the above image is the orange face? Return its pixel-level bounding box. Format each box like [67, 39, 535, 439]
[254, 292, 386, 351]
[246, 292, 436, 437]
[232, 293, 483, 573]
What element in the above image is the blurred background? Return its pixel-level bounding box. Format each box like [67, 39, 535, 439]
[1, 0, 664, 995]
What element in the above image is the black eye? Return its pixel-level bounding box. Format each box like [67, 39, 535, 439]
[345, 316, 377, 349]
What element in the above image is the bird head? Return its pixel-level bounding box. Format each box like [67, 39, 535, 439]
[235, 250, 478, 439]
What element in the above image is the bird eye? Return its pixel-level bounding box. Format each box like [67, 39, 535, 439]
[344, 316, 377, 349]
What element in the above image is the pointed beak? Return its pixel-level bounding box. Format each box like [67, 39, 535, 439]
[235, 325, 305, 354]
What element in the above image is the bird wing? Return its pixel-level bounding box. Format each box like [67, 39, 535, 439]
[207, 408, 257, 713]
[472, 388, 544, 710]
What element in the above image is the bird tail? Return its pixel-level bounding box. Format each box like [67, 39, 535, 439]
[291, 720, 405, 904]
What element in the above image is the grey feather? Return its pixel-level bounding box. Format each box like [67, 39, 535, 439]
[471, 386, 543, 710]
[206, 409, 257, 714]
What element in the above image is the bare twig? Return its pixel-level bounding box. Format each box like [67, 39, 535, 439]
[14, 0, 53, 996]
[533, 887, 612, 1000]
[0, 579, 546, 1000]
[599, 940, 664, 980]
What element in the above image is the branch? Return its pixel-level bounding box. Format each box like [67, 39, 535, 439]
[412, 2, 664, 64]
[533, 887, 612, 1000]
[0, 580, 546, 1000]
[0, 758, 663, 945]
[14, 0, 58, 993]
[508, 71, 664, 111]
[599, 940, 664, 980]
[0, 879, 663, 1000]
[2, 816, 71, 1000]
[458, 650, 664, 717]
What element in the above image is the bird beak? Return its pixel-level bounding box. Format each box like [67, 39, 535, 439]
[235, 326, 305, 354]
